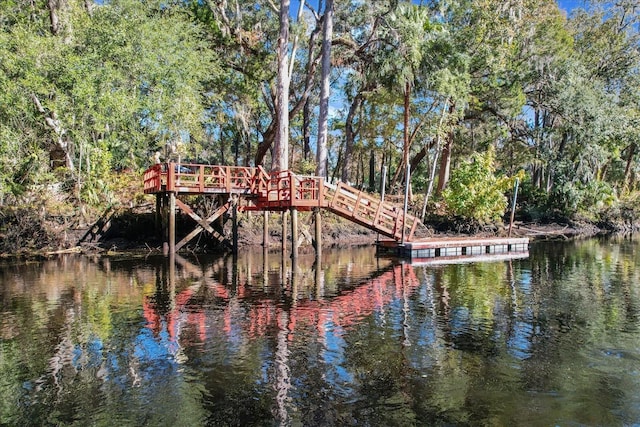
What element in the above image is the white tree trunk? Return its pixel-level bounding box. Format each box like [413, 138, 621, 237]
[316, 0, 333, 178]
[274, 0, 290, 172]
[31, 93, 74, 171]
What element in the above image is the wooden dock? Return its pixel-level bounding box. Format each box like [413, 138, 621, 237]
[377, 236, 529, 261]
[143, 162, 529, 261]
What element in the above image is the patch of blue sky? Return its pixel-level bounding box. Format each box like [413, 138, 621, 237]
[507, 320, 534, 361]
[320, 318, 355, 390]
[557, 0, 588, 13]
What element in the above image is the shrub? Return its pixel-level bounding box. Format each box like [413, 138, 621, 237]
[441, 147, 520, 224]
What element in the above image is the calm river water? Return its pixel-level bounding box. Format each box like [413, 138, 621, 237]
[1, 237, 639, 426]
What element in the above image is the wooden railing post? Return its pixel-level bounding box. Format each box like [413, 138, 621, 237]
[169, 191, 176, 254]
[167, 162, 175, 192]
[318, 178, 325, 207]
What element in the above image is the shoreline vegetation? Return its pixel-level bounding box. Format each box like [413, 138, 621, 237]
[0, 171, 635, 259]
[2, 1, 639, 261]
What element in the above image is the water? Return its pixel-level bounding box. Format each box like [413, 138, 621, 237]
[1, 237, 639, 426]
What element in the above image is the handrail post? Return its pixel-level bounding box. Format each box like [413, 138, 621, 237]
[167, 162, 175, 192]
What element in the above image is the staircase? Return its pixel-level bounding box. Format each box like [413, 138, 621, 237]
[78, 205, 121, 245]
[323, 181, 421, 242]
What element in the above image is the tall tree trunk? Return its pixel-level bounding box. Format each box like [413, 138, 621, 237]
[624, 143, 636, 190]
[390, 82, 425, 190]
[402, 81, 411, 183]
[234, 132, 240, 166]
[245, 129, 251, 166]
[316, 0, 333, 178]
[303, 98, 311, 161]
[409, 138, 436, 172]
[343, 93, 364, 183]
[254, 10, 322, 168]
[436, 100, 456, 195]
[436, 133, 452, 195]
[368, 150, 375, 192]
[379, 152, 386, 194]
[31, 93, 74, 171]
[47, 0, 61, 35]
[273, 0, 290, 172]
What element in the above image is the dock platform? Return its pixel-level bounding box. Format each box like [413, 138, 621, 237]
[377, 236, 530, 260]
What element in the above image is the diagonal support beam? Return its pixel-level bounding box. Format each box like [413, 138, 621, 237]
[175, 199, 232, 251]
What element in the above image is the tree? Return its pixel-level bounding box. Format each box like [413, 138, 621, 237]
[0, 0, 215, 203]
[441, 147, 516, 223]
[316, 0, 334, 178]
[274, 0, 291, 172]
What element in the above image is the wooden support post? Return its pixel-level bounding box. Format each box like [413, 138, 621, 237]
[232, 196, 238, 255]
[169, 192, 176, 254]
[291, 207, 298, 262]
[263, 211, 269, 254]
[155, 193, 162, 236]
[314, 208, 322, 261]
[281, 210, 288, 256]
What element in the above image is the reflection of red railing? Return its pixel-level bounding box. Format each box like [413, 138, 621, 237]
[143, 263, 421, 349]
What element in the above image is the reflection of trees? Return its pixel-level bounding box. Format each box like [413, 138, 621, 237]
[0, 256, 211, 425]
[2, 238, 640, 425]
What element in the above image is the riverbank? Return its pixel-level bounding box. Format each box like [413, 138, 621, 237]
[0, 170, 635, 257]
[0, 202, 622, 258]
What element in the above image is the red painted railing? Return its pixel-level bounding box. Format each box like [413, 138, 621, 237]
[258, 170, 324, 211]
[143, 162, 421, 241]
[143, 163, 268, 195]
[143, 164, 164, 193]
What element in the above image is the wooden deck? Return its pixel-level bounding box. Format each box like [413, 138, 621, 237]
[143, 162, 420, 242]
[143, 162, 529, 257]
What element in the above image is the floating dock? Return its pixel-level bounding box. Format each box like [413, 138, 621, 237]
[377, 236, 530, 261]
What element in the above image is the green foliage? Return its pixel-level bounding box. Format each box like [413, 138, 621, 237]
[0, 0, 217, 206]
[0, 0, 639, 242]
[548, 170, 617, 221]
[441, 147, 517, 224]
[516, 177, 552, 221]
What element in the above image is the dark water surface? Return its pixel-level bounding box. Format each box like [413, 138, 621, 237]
[1, 237, 639, 426]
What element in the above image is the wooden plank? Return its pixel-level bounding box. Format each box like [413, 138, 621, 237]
[175, 198, 215, 234]
[199, 165, 204, 193]
[175, 201, 232, 251]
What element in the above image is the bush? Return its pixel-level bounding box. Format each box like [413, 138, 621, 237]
[441, 147, 520, 224]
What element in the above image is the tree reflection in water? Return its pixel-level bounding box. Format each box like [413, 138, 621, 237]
[1, 238, 640, 425]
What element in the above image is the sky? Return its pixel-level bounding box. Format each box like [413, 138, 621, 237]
[290, 1, 588, 16]
[557, 0, 587, 13]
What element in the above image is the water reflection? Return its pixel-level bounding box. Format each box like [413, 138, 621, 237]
[1, 237, 640, 425]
